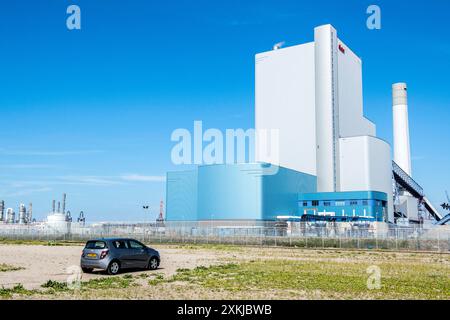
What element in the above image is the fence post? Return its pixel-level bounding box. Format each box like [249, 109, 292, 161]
[437, 229, 440, 253]
[322, 233, 324, 249]
[395, 228, 398, 251]
[375, 233, 378, 250]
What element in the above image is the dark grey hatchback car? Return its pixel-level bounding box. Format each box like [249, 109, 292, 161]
[80, 238, 160, 275]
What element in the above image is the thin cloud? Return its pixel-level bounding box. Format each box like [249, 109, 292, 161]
[0, 149, 104, 156]
[57, 176, 122, 186]
[5, 181, 53, 188]
[2, 176, 123, 188]
[0, 173, 166, 195]
[2, 187, 52, 198]
[121, 174, 166, 182]
[0, 164, 60, 169]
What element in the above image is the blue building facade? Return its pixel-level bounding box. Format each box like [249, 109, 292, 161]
[166, 164, 388, 222]
[298, 191, 388, 222]
[166, 169, 198, 221]
[166, 163, 316, 221]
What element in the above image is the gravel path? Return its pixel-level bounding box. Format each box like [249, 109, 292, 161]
[0, 244, 228, 289]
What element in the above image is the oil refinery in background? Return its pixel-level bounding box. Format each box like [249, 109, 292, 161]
[0, 193, 87, 234]
[0, 193, 168, 238]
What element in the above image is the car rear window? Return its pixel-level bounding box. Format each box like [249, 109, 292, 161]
[85, 241, 106, 249]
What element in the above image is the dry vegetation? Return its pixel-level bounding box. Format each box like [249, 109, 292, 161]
[0, 242, 448, 300]
[0, 264, 23, 273]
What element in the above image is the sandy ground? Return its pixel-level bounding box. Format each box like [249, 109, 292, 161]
[1, 244, 448, 299]
[0, 244, 230, 290]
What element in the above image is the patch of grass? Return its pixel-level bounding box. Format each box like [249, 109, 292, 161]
[82, 276, 136, 290]
[40, 275, 137, 295]
[0, 263, 23, 272]
[148, 274, 165, 285]
[0, 238, 84, 246]
[165, 243, 245, 252]
[37, 276, 137, 296]
[170, 259, 450, 299]
[45, 241, 65, 246]
[0, 284, 36, 298]
[41, 280, 70, 292]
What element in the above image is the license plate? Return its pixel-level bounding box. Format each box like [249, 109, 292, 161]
[87, 253, 97, 258]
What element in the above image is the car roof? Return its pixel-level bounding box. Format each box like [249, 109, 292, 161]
[87, 238, 137, 242]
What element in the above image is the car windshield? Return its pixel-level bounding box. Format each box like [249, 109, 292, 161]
[128, 240, 145, 249]
[85, 241, 106, 249]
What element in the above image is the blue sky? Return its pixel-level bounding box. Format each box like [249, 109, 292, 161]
[0, 0, 449, 221]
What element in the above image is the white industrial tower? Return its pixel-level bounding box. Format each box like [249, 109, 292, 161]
[393, 83, 412, 176]
[314, 25, 340, 192]
[255, 24, 394, 223]
[392, 83, 420, 222]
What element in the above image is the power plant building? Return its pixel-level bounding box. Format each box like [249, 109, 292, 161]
[166, 24, 440, 225]
[255, 24, 393, 222]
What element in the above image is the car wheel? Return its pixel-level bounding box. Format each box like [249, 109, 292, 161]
[107, 261, 120, 275]
[148, 257, 159, 270]
[82, 267, 93, 273]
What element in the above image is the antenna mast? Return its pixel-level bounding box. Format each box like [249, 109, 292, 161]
[157, 200, 165, 226]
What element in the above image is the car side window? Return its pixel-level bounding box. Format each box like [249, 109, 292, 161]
[112, 240, 128, 249]
[128, 240, 144, 249]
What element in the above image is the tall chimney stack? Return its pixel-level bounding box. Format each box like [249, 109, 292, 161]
[28, 203, 33, 223]
[57, 201, 61, 213]
[52, 200, 56, 213]
[0, 200, 4, 222]
[392, 83, 412, 176]
[19, 204, 26, 224]
[62, 193, 66, 215]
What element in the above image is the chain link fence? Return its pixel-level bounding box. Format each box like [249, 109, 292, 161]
[0, 221, 449, 252]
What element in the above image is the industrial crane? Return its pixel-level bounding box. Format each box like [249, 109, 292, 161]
[434, 191, 450, 225]
[441, 191, 450, 211]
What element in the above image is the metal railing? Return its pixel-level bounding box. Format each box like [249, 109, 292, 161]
[0, 221, 448, 253]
